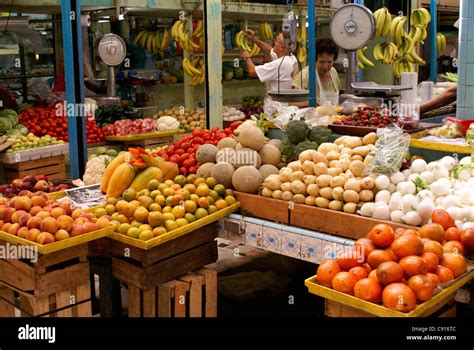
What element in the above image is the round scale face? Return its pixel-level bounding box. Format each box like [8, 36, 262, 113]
[329, 4, 375, 51]
[98, 34, 126, 66]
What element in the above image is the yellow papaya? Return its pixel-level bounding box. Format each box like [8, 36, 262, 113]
[129, 167, 163, 192]
[100, 153, 127, 193]
[160, 161, 179, 181]
[140, 154, 163, 167]
[106, 162, 135, 199]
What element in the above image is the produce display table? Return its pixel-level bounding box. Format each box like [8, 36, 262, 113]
[105, 130, 185, 150]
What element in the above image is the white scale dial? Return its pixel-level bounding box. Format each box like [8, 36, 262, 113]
[98, 34, 127, 67]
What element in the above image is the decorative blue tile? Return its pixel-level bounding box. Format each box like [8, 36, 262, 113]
[458, 88, 466, 108]
[469, 1, 474, 18]
[457, 107, 467, 119]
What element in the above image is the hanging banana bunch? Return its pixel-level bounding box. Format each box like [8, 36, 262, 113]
[296, 25, 306, 43]
[374, 7, 392, 37]
[171, 19, 200, 53]
[357, 46, 374, 69]
[258, 22, 273, 41]
[296, 46, 307, 64]
[373, 42, 398, 64]
[235, 31, 260, 57]
[393, 56, 415, 79]
[132, 28, 171, 56]
[390, 15, 408, 46]
[436, 33, 447, 54]
[182, 56, 205, 86]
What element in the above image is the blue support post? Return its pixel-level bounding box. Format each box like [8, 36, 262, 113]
[61, 0, 87, 178]
[308, 0, 316, 107]
[429, 0, 437, 82]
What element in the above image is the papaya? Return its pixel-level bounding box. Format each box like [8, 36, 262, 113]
[100, 153, 127, 193]
[129, 167, 163, 192]
[160, 161, 179, 181]
[140, 154, 163, 167]
[106, 162, 135, 199]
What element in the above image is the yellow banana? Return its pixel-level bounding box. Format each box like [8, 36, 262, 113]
[146, 32, 154, 53]
[374, 8, 386, 37]
[409, 50, 426, 65]
[382, 8, 392, 36]
[188, 39, 200, 52]
[437, 33, 446, 54]
[133, 30, 146, 46]
[139, 31, 149, 48]
[395, 17, 407, 45]
[357, 46, 374, 68]
[194, 20, 203, 38]
[264, 22, 273, 40]
[373, 43, 384, 62]
[182, 58, 194, 77]
[390, 16, 403, 40]
[161, 29, 170, 51]
[418, 8, 431, 26]
[358, 61, 365, 69]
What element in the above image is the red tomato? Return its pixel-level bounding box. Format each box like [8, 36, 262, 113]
[161, 154, 169, 161]
[175, 149, 185, 156]
[179, 167, 187, 176]
[169, 154, 181, 164]
[181, 142, 191, 150]
[192, 129, 201, 137]
[192, 137, 204, 145]
[180, 153, 189, 162]
[188, 166, 197, 174]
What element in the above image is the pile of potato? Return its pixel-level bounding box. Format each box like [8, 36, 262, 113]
[153, 106, 206, 131]
[261, 133, 378, 214]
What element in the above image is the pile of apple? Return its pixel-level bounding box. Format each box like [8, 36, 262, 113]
[0, 175, 72, 197]
[0, 193, 111, 244]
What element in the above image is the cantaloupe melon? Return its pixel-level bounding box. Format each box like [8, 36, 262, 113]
[259, 164, 279, 180]
[233, 148, 261, 169]
[259, 144, 281, 166]
[217, 137, 237, 150]
[216, 148, 236, 164]
[196, 144, 219, 164]
[268, 139, 282, 150]
[232, 166, 262, 193]
[196, 163, 215, 179]
[211, 162, 234, 188]
[238, 125, 265, 151]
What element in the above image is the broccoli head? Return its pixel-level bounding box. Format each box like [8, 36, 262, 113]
[308, 126, 332, 145]
[286, 119, 309, 144]
[294, 140, 319, 158]
[281, 137, 296, 162]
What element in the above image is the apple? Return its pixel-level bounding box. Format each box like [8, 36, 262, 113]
[22, 175, 37, 185]
[35, 175, 48, 182]
[11, 179, 23, 190]
[34, 180, 49, 192]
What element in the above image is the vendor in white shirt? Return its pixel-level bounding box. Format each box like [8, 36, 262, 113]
[241, 30, 298, 94]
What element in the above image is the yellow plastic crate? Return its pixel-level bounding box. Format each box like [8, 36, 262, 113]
[410, 131, 471, 154]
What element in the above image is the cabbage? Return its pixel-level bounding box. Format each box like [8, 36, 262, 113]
[13, 124, 28, 135]
[0, 109, 18, 126]
[5, 128, 22, 136]
[0, 117, 12, 133]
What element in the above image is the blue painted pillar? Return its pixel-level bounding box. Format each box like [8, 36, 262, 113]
[61, 0, 87, 178]
[429, 0, 437, 82]
[456, 0, 472, 120]
[308, 0, 316, 107]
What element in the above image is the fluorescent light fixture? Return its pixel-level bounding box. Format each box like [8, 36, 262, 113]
[98, 20, 110, 23]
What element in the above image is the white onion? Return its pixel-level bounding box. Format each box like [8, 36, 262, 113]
[390, 172, 405, 185]
[402, 211, 422, 226]
[437, 178, 452, 189]
[420, 171, 435, 185]
[467, 177, 474, 188]
[397, 181, 416, 195]
[402, 194, 418, 213]
[417, 199, 435, 218]
[460, 156, 471, 165]
[375, 175, 390, 190]
[390, 210, 404, 223]
[439, 156, 456, 171]
[459, 168, 472, 182]
[388, 183, 396, 193]
[408, 173, 420, 183]
[402, 169, 412, 178]
[430, 180, 450, 197]
[360, 202, 376, 217]
[410, 159, 427, 173]
[389, 195, 402, 211]
[458, 187, 474, 205]
[446, 207, 462, 221]
[372, 205, 391, 220]
[417, 189, 435, 201]
[375, 190, 391, 204]
[460, 206, 473, 221]
[427, 161, 440, 173]
[442, 195, 462, 209]
[435, 196, 445, 206]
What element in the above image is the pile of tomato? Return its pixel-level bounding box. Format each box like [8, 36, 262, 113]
[154, 124, 241, 176]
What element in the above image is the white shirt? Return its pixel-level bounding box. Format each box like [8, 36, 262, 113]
[255, 54, 298, 93]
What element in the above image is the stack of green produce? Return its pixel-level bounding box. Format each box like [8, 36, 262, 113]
[0, 109, 28, 137]
[6, 133, 64, 152]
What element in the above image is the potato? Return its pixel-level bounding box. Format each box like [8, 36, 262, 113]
[302, 160, 315, 175]
[363, 132, 377, 145]
[281, 182, 292, 192]
[311, 151, 328, 165]
[262, 188, 273, 197]
[305, 196, 316, 206]
[351, 155, 364, 162]
[318, 143, 338, 156]
[330, 175, 346, 188]
[290, 171, 305, 182]
[326, 151, 340, 161]
[314, 162, 328, 176]
[331, 187, 344, 201]
[279, 168, 292, 182]
[319, 187, 333, 200]
[334, 136, 348, 145]
[272, 190, 283, 199]
[343, 203, 357, 214]
[292, 194, 306, 204]
[360, 177, 375, 190]
[329, 200, 343, 211]
[353, 146, 371, 157]
[307, 184, 320, 197]
[338, 158, 351, 171]
[360, 189, 374, 202]
[299, 150, 317, 162]
[364, 155, 375, 166]
[349, 160, 365, 177]
[288, 161, 304, 172]
[317, 174, 332, 188]
[343, 190, 360, 204]
[329, 160, 339, 168]
[344, 178, 361, 192]
[282, 191, 293, 201]
[343, 136, 363, 149]
[328, 167, 343, 177]
[303, 175, 317, 186]
[291, 180, 307, 195]
[337, 144, 345, 151]
[339, 153, 352, 161]
[340, 147, 353, 155]
[264, 174, 282, 191]
[344, 169, 353, 179]
[315, 197, 330, 208]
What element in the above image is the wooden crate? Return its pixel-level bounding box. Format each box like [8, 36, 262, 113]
[111, 222, 218, 317]
[0, 241, 92, 317]
[236, 192, 415, 240]
[124, 136, 174, 150]
[126, 267, 217, 317]
[2, 155, 66, 183]
[325, 299, 457, 318]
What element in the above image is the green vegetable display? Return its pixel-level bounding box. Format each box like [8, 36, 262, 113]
[286, 119, 310, 144]
[281, 137, 295, 162]
[294, 140, 319, 158]
[308, 126, 332, 144]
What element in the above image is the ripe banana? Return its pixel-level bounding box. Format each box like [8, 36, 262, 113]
[161, 28, 171, 51]
[393, 57, 415, 79]
[193, 20, 204, 38]
[390, 16, 406, 44]
[133, 30, 146, 46]
[183, 56, 205, 86]
[235, 31, 258, 56]
[296, 26, 307, 43]
[171, 19, 200, 53]
[397, 35, 414, 56]
[437, 33, 447, 54]
[373, 42, 397, 64]
[357, 46, 374, 69]
[296, 46, 307, 64]
[374, 7, 392, 37]
[409, 50, 426, 66]
[258, 22, 273, 41]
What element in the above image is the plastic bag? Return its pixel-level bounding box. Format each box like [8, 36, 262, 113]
[364, 126, 410, 175]
[271, 106, 305, 130]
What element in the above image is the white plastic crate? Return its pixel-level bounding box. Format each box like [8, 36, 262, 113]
[0, 144, 69, 164]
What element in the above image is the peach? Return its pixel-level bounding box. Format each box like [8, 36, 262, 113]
[17, 227, 29, 239]
[70, 225, 86, 237]
[42, 206, 52, 213]
[29, 206, 43, 216]
[27, 228, 40, 242]
[57, 215, 73, 232]
[71, 209, 84, 220]
[2, 223, 12, 232]
[0, 220, 4, 228]
[79, 213, 93, 222]
[84, 222, 99, 233]
[36, 211, 51, 219]
[8, 223, 20, 235]
[18, 213, 32, 227]
[96, 216, 110, 229]
[40, 217, 58, 234]
[13, 197, 32, 212]
[11, 210, 27, 224]
[0, 207, 16, 222]
[50, 207, 66, 219]
[54, 229, 70, 241]
[74, 217, 89, 226]
[31, 195, 47, 207]
[0, 198, 7, 205]
[27, 217, 42, 230]
[59, 202, 73, 216]
[37, 232, 55, 245]
[8, 197, 17, 208]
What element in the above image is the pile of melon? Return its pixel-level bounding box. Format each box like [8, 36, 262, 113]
[195, 124, 282, 194]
